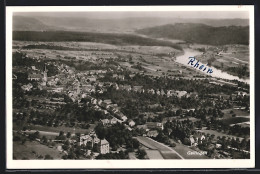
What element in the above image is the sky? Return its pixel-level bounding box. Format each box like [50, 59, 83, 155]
[15, 11, 249, 19]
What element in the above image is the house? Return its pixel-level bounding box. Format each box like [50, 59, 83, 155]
[47, 79, 57, 86]
[99, 139, 109, 154]
[82, 85, 95, 93]
[187, 92, 199, 98]
[31, 66, 37, 70]
[87, 76, 97, 82]
[112, 74, 118, 78]
[100, 119, 110, 126]
[118, 75, 125, 80]
[174, 91, 187, 98]
[136, 125, 148, 131]
[216, 144, 222, 149]
[193, 134, 206, 144]
[52, 87, 63, 93]
[132, 86, 143, 93]
[93, 136, 100, 144]
[147, 130, 159, 137]
[121, 115, 128, 122]
[119, 85, 131, 91]
[189, 136, 197, 146]
[148, 89, 155, 94]
[166, 90, 175, 97]
[116, 112, 128, 122]
[28, 74, 42, 81]
[110, 118, 118, 124]
[97, 99, 103, 106]
[79, 135, 92, 146]
[160, 89, 165, 96]
[103, 99, 112, 105]
[21, 83, 33, 91]
[146, 122, 164, 130]
[128, 120, 135, 127]
[129, 74, 135, 78]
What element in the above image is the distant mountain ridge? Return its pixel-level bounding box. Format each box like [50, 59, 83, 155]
[136, 23, 249, 45]
[13, 16, 62, 31]
[13, 15, 249, 33]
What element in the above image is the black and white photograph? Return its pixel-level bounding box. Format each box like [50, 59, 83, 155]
[6, 5, 255, 168]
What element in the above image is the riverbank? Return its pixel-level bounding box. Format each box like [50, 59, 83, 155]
[175, 49, 249, 84]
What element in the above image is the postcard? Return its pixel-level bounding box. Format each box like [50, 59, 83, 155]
[6, 5, 255, 168]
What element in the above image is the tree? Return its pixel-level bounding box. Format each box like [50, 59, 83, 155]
[66, 132, 71, 138]
[44, 154, 53, 160]
[132, 139, 140, 149]
[42, 136, 48, 144]
[137, 148, 146, 159]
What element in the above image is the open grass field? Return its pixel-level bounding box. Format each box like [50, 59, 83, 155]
[145, 150, 164, 159]
[136, 136, 169, 151]
[136, 136, 183, 159]
[222, 109, 249, 119]
[169, 139, 208, 159]
[197, 129, 244, 141]
[160, 151, 182, 159]
[221, 117, 249, 125]
[13, 141, 63, 160]
[29, 124, 95, 134]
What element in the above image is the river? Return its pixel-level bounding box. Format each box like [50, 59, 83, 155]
[175, 49, 250, 84]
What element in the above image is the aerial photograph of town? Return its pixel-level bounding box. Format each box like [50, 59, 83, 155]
[11, 9, 251, 161]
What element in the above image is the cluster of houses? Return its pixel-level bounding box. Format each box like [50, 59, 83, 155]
[114, 84, 193, 98]
[89, 97, 128, 123]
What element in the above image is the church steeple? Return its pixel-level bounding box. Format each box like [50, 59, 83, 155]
[43, 64, 48, 82]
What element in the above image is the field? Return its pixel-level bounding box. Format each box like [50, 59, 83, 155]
[136, 136, 182, 159]
[169, 139, 208, 159]
[221, 117, 249, 126]
[197, 129, 244, 141]
[29, 124, 95, 134]
[13, 141, 63, 160]
[160, 151, 182, 159]
[145, 150, 164, 159]
[222, 108, 250, 119]
[194, 44, 249, 78]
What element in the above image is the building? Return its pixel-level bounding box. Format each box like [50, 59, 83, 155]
[118, 85, 132, 91]
[99, 139, 109, 154]
[128, 120, 135, 127]
[132, 86, 143, 93]
[80, 133, 109, 154]
[28, 74, 42, 81]
[110, 118, 118, 124]
[21, 83, 33, 91]
[43, 65, 48, 82]
[174, 91, 187, 98]
[189, 136, 196, 146]
[147, 130, 159, 137]
[146, 122, 164, 130]
[193, 134, 206, 144]
[79, 135, 92, 146]
[100, 119, 110, 126]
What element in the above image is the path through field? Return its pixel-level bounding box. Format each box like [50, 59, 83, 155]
[136, 136, 184, 159]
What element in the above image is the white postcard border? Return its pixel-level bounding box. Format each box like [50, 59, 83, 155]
[6, 5, 255, 169]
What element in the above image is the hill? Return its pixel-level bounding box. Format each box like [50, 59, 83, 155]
[136, 23, 249, 45]
[12, 31, 183, 50]
[13, 16, 62, 31]
[13, 15, 249, 33]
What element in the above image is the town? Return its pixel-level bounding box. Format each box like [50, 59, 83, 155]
[12, 38, 250, 160]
